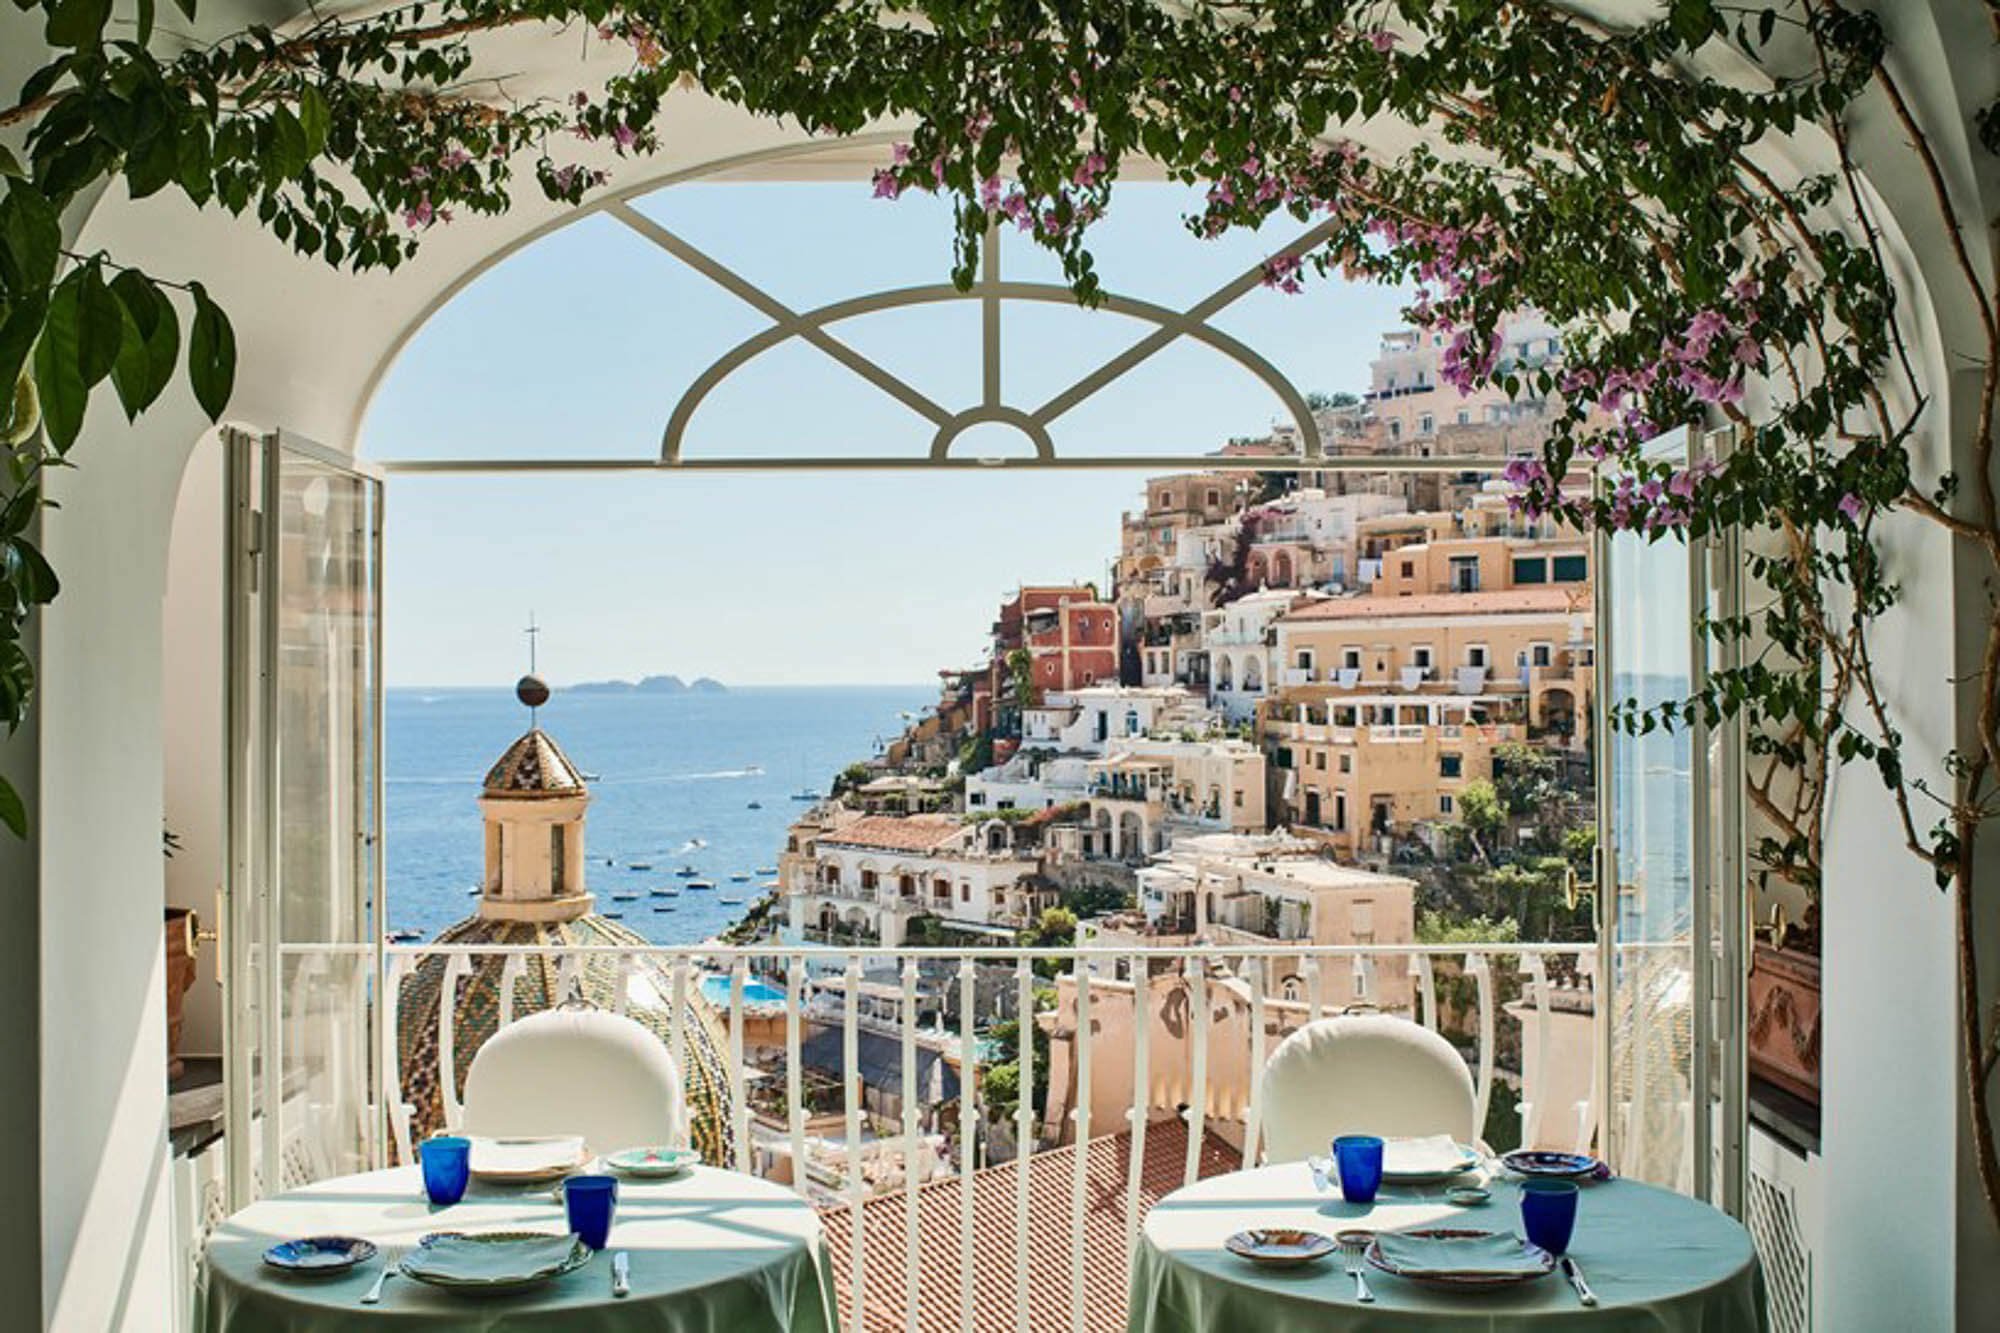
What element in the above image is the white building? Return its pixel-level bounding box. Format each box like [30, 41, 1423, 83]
[1086, 831, 1418, 1009]
[1203, 589, 1320, 722]
[1084, 737, 1268, 860]
[783, 814, 1052, 946]
[1019, 684, 1218, 752]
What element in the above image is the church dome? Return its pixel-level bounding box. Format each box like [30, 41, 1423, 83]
[396, 913, 735, 1163]
[483, 727, 587, 797]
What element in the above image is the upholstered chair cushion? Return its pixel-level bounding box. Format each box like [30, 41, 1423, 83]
[462, 1006, 688, 1155]
[1257, 1014, 1477, 1163]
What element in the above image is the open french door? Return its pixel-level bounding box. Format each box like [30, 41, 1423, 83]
[1596, 425, 1747, 1216]
[222, 428, 385, 1208]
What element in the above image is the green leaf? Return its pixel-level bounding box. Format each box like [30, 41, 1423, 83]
[45, 0, 113, 49]
[186, 281, 235, 422]
[32, 276, 86, 450]
[268, 104, 309, 180]
[0, 183, 61, 294]
[134, 0, 153, 46]
[74, 263, 124, 387]
[0, 146, 22, 180]
[0, 292, 48, 408]
[0, 775, 24, 839]
[2, 536, 58, 603]
[297, 85, 330, 158]
[109, 268, 178, 420]
[170, 0, 195, 20]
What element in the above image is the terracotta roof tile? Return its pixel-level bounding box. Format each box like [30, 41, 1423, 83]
[481, 728, 588, 796]
[821, 1118, 1241, 1333]
[818, 815, 967, 854]
[1280, 588, 1583, 622]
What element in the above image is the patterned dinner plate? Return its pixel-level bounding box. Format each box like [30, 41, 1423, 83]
[605, 1145, 702, 1177]
[1224, 1228, 1338, 1268]
[1499, 1150, 1602, 1179]
[400, 1231, 592, 1294]
[1365, 1227, 1556, 1291]
[261, 1235, 378, 1275]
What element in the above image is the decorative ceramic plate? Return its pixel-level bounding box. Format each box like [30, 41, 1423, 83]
[468, 1135, 590, 1183]
[1500, 1150, 1602, 1179]
[605, 1145, 701, 1178]
[1224, 1228, 1338, 1268]
[261, 1236, 378, 1275]
[1365, 1228, 1556, 1291]
[400, 1231, 591, 1294]
[1381, 1140, 1483, 1184]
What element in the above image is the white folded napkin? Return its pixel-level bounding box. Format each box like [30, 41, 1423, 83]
[468, 1135, 586, 1176]
[1374, 1230, 1550, 1277]
[1383, 1135, 1471, 1176]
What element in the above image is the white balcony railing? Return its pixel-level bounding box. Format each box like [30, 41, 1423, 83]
[272, 939, 1607, 1333]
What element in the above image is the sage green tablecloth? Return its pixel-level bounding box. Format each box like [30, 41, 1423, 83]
[1130, 1161, 1766, 1331]
[200, 1164, 838, 1332]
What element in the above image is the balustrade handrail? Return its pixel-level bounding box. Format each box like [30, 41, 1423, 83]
[286, 939, 1609, 959]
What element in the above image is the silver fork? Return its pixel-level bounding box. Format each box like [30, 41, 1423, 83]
[1340, 1238, 1375, 1304]
[360, 1246, 407, 1305]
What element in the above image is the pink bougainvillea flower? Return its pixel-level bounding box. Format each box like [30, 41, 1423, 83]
[1838, 493, 1865, 523]
[1368, 29, 1399, 53]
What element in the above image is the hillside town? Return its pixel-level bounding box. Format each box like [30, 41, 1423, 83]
[732, 311, 1604, 1199]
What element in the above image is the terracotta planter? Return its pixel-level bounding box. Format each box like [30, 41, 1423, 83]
[1748, 941, 1820, 1106]
[165, 907, 199, 1081]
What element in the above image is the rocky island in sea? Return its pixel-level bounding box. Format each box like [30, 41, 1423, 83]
[569, 673, 727, 695]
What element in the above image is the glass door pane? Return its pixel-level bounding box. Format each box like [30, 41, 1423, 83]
[225, 431, 383, 1201]
[1602, 427, 1699, 1192]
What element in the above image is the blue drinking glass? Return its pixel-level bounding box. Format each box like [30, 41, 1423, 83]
[419, 1135, 471, 1206]
[563, 1174, 619, 1250]
[1332, 1135, 1385, 1204]
[1520, 1179, 1580, 1255]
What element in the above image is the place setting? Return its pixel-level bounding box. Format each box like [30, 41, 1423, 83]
[257, 1132, 656, 1305]
[1221, 1133, 1605, 1308]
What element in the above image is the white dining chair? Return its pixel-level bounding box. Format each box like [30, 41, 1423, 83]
[1257, 1014, 1478, 1163]
[462, 1005, 688, 1155]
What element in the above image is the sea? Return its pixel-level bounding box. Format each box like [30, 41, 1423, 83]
[385, 684, 934, 943]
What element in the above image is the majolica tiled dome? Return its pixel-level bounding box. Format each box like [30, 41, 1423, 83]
[396, 914, 735, 1164]
[482, 727, 588, 797]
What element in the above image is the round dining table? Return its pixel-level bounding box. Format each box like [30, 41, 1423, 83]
[200, 1163, 838, 1332]
[1129, 1160, 1767, 1331]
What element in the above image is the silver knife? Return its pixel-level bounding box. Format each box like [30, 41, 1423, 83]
[611, 1250, 630, 1298]
[1560, 1256, 1598, 1306]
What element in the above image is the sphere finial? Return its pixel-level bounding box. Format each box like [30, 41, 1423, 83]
[516, 674, 550, 710]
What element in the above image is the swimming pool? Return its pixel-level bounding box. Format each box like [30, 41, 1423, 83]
[700, 974, 787, 1007]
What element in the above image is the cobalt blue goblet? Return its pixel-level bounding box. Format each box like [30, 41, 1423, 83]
[1520, 1179, 1580, 1255]
[418, 1135, 471, 1206]
[1332, 1135, 1385, 1204]
[563, 1174, 619, 1250]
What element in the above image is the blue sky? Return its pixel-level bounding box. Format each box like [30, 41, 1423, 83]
[362, 181, 1413, 687]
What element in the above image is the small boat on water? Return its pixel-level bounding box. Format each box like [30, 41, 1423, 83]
[603, 911, 623, 919]
[761, 880, 781, 890]
[790, 790, 818, 801]
[466, 885, 482, 896]
[675, 865, 699, 877]
[688, 880, 715, 891]
[719, 897, 744, 906]
[650, 887, 679, 897]
[628, 862, 653, 871]
[746, 801, 762, 810]
[653, 904, 676, 913]
[755, 866, 778, 875]
[730, 873, 750, 883]
[612, 892, 639, 902]
[387, 928, 423, 944]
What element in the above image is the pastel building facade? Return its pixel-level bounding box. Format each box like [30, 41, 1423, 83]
[784, 814, 1053, 945]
